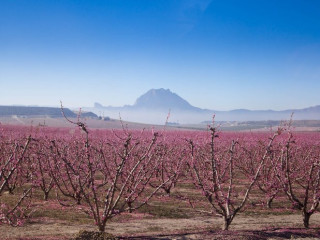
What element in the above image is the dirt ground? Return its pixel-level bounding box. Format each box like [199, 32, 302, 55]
[1, 212, 320, 240]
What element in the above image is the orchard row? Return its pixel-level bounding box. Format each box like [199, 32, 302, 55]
[1, 123, 320, 231]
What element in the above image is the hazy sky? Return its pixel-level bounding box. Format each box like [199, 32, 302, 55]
[1, 0, 320, 110]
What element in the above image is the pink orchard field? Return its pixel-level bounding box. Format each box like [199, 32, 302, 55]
[1, 123, 320, 239]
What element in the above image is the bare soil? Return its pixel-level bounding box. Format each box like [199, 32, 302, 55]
[1, 213, 320, 239]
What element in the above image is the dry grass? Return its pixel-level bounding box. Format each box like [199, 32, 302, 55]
[1, 178, 320, 239]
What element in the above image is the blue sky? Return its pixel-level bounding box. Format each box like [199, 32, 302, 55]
[1, 0, 320, 110]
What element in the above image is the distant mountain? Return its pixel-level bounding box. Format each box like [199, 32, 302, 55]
[0, 106, 98, 119]
[94, 88, 202, 112]
[0, 106, 76, 118]
[81, 111, 99, 118]
[94, 102, 104, 108]
[85, 89, 320, 124]
[133, 88, 200, 111]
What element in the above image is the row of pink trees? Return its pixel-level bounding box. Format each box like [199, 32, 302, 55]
[186, 125, 320, 230]
[1, 121, 320, 232]
[280, 132, 320, 228]
[43, 114, 178, 232]
[187, 126, 281, 230]
[0, 133, 33, 226]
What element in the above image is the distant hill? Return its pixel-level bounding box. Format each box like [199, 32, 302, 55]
[81, 111, 99, 118]
[0, 106, 98, 119]
[84, 88, 320, 124]
[133, 88, 201, 111]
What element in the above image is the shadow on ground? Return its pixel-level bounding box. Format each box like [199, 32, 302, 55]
[121, 228, 320, 240]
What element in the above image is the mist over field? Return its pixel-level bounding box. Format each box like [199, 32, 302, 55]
[82, 88, 320, 125]
[1, 88, 319, 126]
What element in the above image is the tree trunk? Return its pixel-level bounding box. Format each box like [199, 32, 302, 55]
[303, 212, 311, 228]
[98, 223, 105, 232]
[75, 193, 81, 205]
[44, 192, 49, 201]
[128, 201, 133, 213]
[164, 187, 171, 195]
[223, 217, 232, 230]
[266, 196, 274, 209]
